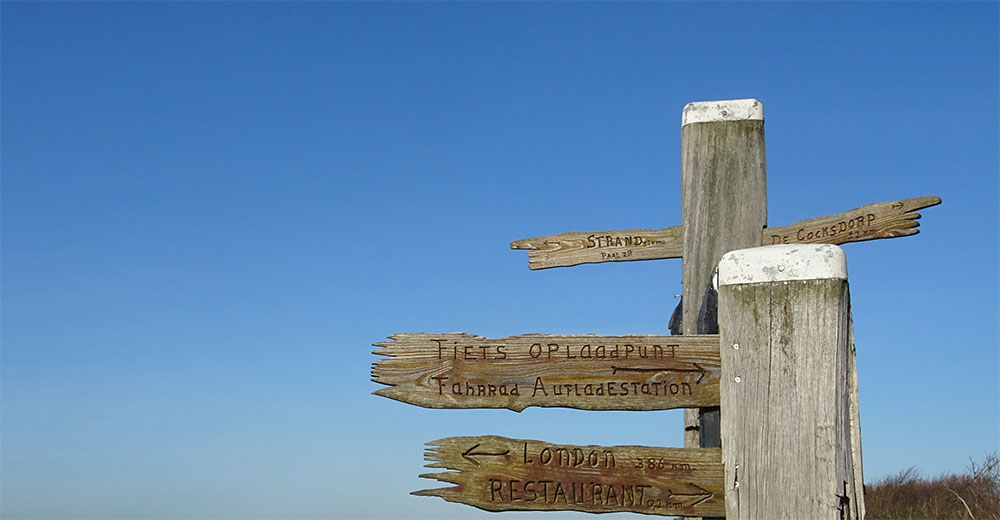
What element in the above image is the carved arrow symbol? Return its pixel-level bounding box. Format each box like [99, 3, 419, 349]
[891, 201, 904, 210]
[611, 363, 708, 384]
[667, 483, 713, 507]
[461, 443, 510, 466]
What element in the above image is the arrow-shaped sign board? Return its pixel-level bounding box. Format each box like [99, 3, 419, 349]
[510, 226, 684, 271]
[372, 333, 720, 411]
[511, 195, 941, 269]
[415, 435, 725, 517]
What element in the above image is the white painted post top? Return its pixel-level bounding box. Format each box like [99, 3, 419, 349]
[718, 244, 847, 286]
[682, 98, 764, 126]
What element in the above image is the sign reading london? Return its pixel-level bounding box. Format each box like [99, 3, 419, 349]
[415, 435, 725, 517]
[511, 195, 940, 269]
[372, 333, 720, 411]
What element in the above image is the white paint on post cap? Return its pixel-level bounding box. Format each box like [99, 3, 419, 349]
[682, 98, 764, 126]
[718, 244, 847, 286]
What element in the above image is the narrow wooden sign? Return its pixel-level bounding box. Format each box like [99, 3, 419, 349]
[509, 226, 684, 270]
[510, 195, 941, 269]
[764, 194, 941, 246]
[415, 435, 725, 517]
[372, 333, 720, 411]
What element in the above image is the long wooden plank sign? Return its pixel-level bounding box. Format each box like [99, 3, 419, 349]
[372, 333, 720, 411]
[511, 195, 941, 269]
[415, 435, 725, 517]
[509, 226, 684, 271]
[764, 194, 940, 245]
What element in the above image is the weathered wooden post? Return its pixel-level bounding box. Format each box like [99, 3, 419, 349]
[680, 99, 767, 451]
[385, 96, 940, 518]
[717, 244, 864, 519]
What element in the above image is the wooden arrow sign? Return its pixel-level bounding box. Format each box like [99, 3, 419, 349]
[764, 194, 940, 245]
[372, 333, 720, 411]
[510, 226, 684, 270]
[511, 195, 941, 269]
[415, 435, 725, 517]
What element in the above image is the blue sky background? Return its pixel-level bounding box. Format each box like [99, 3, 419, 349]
[2, 2, 997, 519]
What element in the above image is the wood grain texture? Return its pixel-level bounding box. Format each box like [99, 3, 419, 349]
[508, 195, 940, 269]
[681, 118, 768, 452]
[764, 195, 941, 246]
[509, 226, 683, 270]
[718, 278, 862, 519]
[372, 333, 720, 411]
[415, 435, 725, 517]
[847, 309, 867, 519]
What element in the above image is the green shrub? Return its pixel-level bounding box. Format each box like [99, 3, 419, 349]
[865, 452, 999, 520]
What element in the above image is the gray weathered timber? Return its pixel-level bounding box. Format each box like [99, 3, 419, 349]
[507, 195, 941, 270]
[764, 195, 941, 246]
[680, 100, 767, 453]
[372, 333, 722, 411]
[415, 435, 726, 517]
[848, 311, 867, 520]
[717, 245, 862, 519]
[510, 226, 683, 270]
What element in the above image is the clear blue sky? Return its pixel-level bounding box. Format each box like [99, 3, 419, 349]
[2, 2, 997, 519]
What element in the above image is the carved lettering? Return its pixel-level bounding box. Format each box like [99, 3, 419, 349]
[487, 479, 657, 507]
[532, 377, 547, 397]
[432, 339, 512, 361]
[793, 212, 879, 243]
[374, 333, 719, 412]
[522, 442, 616, 469]
[428, 376, 521, 397]
[584, 234, 648, 249]
[418, 435, 724, 516]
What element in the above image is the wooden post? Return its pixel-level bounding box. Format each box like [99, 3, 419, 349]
[847, 303, 867, 520]
[680, 99, 767, 450]
[717, 244, 863, 519]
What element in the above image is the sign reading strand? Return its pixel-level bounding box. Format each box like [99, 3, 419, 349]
[510, 195, 941, 269]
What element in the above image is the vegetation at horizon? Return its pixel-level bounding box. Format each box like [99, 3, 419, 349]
[866, 452, 999, 520]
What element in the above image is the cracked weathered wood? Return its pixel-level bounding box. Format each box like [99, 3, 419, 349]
[680, 99, 768, 457]
[717, 245, 863, 519]
[848, 306, 867, 520]
[510, 226, 683, 270]
[372, 333, 720, 411]
[764, 195, 941, 246]
[415, 435, 725, 517]
[509, 195, 941, 270]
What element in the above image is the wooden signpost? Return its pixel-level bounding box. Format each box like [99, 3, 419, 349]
[717, 245, 863, 518]
[372, 98, 940, 518]
[373, 333, 720, 411]
[510, 227, 684, 270]
[414, 435, 725, 517]
[510, 195, 941, 270]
